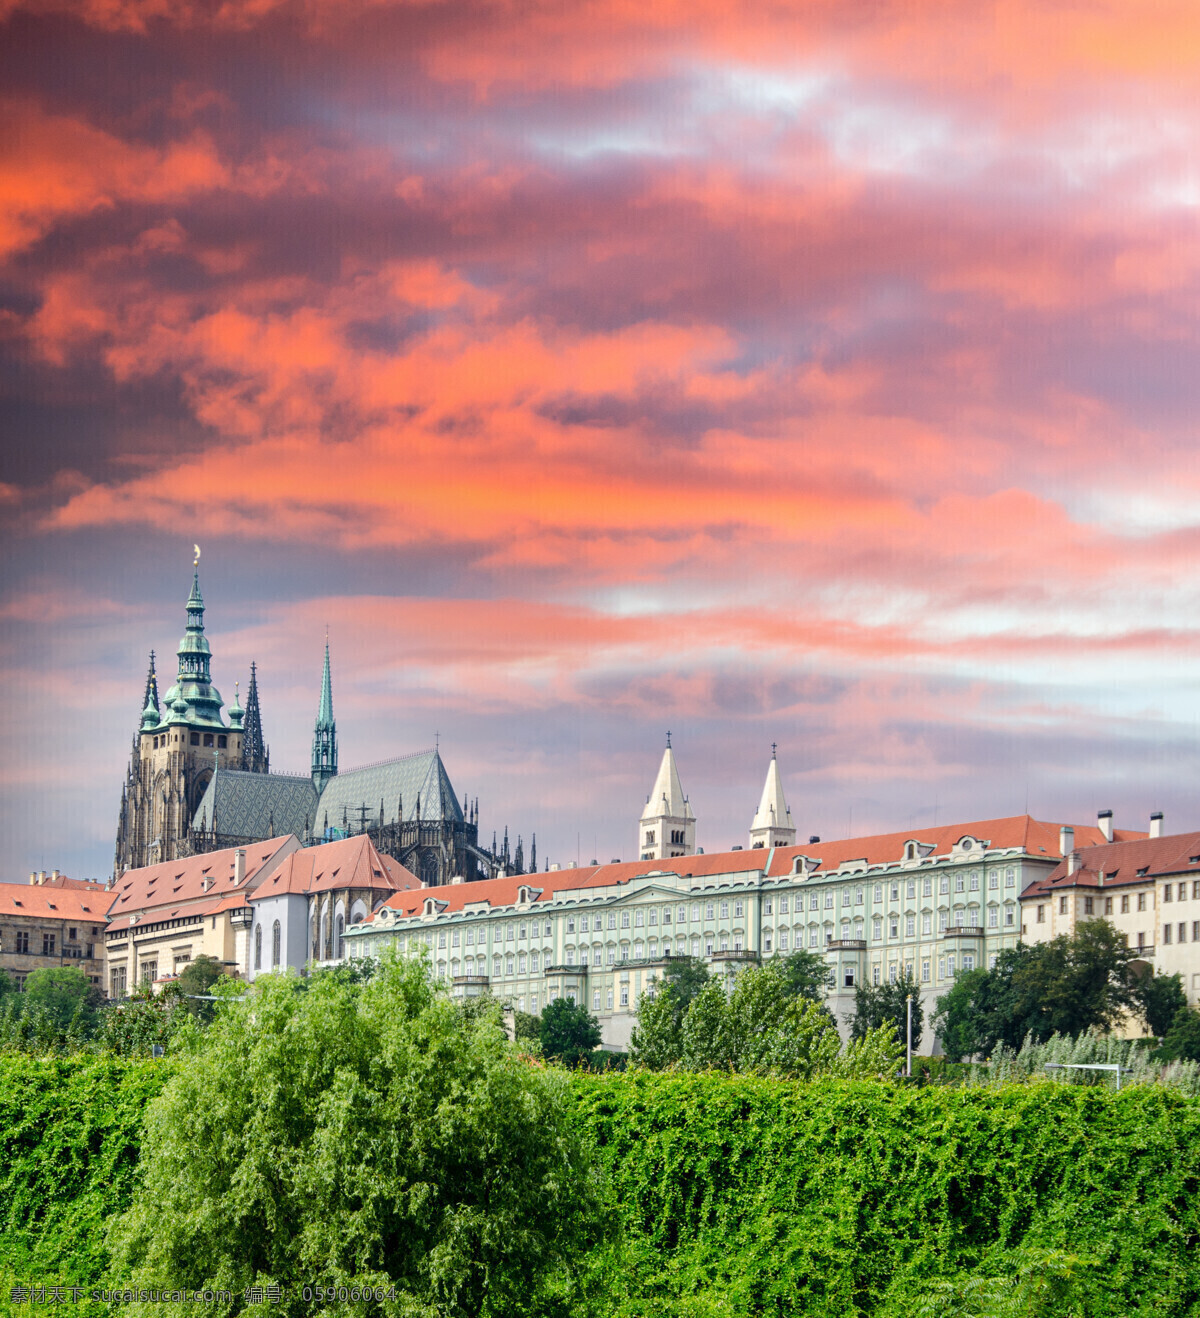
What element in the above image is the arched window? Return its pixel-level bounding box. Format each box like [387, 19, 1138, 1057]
[254, 925, 262, 970]
[272, 920, 281, 967]
[335, 914, 344, 960]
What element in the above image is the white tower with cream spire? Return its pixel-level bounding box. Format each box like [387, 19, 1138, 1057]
[639, 733, 696, 861]
[749, 745, 796, 850]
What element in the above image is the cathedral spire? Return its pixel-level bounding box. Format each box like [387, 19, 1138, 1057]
[240, 661, 269, 773]
[161, 550, 224, 728]
[311, 638, 338, 794]
[141, 650, 160, 719]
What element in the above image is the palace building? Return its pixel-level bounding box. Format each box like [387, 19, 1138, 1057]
[114, 560, 503, 887]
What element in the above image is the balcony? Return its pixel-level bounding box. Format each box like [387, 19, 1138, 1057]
[943, 927, 986, 939]
[451, 974, 490, 987]
[712, 948, 759, 962]
[825, 940, 867, 951]
[545, 963, 589, 975]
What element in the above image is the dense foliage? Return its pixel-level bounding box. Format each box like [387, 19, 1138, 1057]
[537, 996, 602, 1065]
[852, 971, 924, 1052]
[1158, 1007, 1200, 1063]
[108, 955, 606, 1318]
[933, 923, 1147, 1060]
[575, 1071, 1200, 1317]
[631, 958, 902, 1079]
[0, 1055, 172, 1315]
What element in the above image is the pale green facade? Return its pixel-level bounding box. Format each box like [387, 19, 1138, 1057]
[344, 825, 1065, 1053]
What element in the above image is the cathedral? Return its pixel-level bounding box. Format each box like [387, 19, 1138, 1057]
[114, 560, 511, 886]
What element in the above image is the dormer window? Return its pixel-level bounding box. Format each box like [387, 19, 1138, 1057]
[424, 898, 435, 916]
[904, 842, 916, 861]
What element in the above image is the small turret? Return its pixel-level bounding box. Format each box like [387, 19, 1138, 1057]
[311, 638, 338, 793]
[639, 733, 696, 861]
[749, 745, 796, 849]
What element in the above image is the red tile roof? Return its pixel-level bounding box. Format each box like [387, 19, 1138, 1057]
[0, 885, 118, 921]
[1022, 830, 1200, 898]
[107, 836, 298, 932]
[26, 875, 110, 892]
[250, 834, 418, 899]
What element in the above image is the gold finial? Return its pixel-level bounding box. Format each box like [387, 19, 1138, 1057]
[193, 543, 201, 567]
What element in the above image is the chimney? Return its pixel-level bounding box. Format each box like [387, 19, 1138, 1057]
[39, 870, 46, 883]
[1150, 811, 1164, 839]
[234, 849, 246, 884]
[450, 875, 463, 885]
[51, 869, 60, 880]
[1059, 826, 1074, 858]
[201, 877, 212, 892]
[1067, 851, 1080, 876]
[1097, 810, 1113, 843]
[29, 872, 36, 885]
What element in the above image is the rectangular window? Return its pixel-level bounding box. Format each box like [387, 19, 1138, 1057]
[1083, 897, 1094, 915]
[764, 936, 773, 952]
[606, 990, 614, 1009]
[42, 933, 55, 955]
[938, 956, 946, 980]
[764, 899, 773, 915]
[921, 959, 930, 982]
[621, 911, 630, 928]
[608, 913, 617, 930]
[567, 916, 575, 932]
[530, 950, 539, 972]
[1165, 885, 1174, 902]
[1104, 897, 1113, 915]
[691, 904, 700, 922]
[1059, 896, 1068, 914]
[873, 964, 880, 985]
[593, 990, 601, 1011]
[493, 956, 501, 976]
[721, 900, 731, 917]
[988, 871, 998, 890]
[955, 875, 964, 893]
[1194, 882, 1200, 901]
[809, 929, 819, 947]
[906, 881, 916, 899]
[923, 877, 933, 897]
[777, 930, 788, 950]
[1193, 921, 1200, 943]
[734, 901, 744, 917]
[678, 906, 687, 924]
[518, 953, 527, 973]
[1120, 895, 1129, 913]
[988, 909, 998, 928]
[874, 884, 883, 902]
[1138, 893, 1147, 911]
[705, 903, 715, 920]
[872, 917, 882, 939]
[947, 955, 956, 976]
[438, 932, 447, 949]
[824, 892, 834, 909]
[922, 914, 932, 934]
[905, 916, 915, 936]
[648, 909, 657, 926]
[939, 910, 948, 931]
[856, 887, 864, 906]
[891, 883, 899, 900]
[1164, 924, 1173, 944]
[1005, 908, 1014, 926]
[662, 907, 671, 924]
[506, 925, 514, 940]
[451, 930, 460, 947]
[962, 954, 975, 972]
[607, 948, 615, 965]
[940, 876, 950, 894]
[620, 987, 629, 1007]
[890, 920, 898, 938]
[1006, 868, 1015, 888]
[635, 909, 644, 927]
[16, 930, 29, 953]
[1180, 923, 1188, 944]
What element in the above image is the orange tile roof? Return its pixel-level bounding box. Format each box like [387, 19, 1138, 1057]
[766, 815, 1144, 876]
[0, 884, 118, 921]
[27, 875, 110, 892]
[106, 835, 297, 932]
[1022, 830, 1200, 898]
[250, 834, 418, 899]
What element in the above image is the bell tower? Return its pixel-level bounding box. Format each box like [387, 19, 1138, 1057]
[638, 734, 696, 861]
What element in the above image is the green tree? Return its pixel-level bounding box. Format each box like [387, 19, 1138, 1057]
[0, 968, 15, 1001]
[174, 956, 226, 1021]
[1013, 920, 1137, 1040]
[679, 960, 902, 1079]
[852, 970, 923, 1052]
[779, 948, 833, 1001]
[931, 947, 1039, 1061]
[538, 996, 602, 1067]
[629, 956, 712, 1070]
[628, 980, 684, 1069]
[22, 966, 103, 1035]
[1133, 970, 1188, 1037]
[1156, 1007, 1200, 1062]
[931, 968, 990, 1063]
[512, 1008, 541, 1043]
[108, 954, 607, 1318]
[99, 990, 192, 1058]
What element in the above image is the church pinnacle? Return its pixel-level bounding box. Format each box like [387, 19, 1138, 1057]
[749, 745, 796, 849]
[240, 660, 269, 773]
[311, 637, 338, 793]
[638, 735, 696, 861]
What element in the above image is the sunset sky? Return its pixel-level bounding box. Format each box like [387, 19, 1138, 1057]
[4, 0, 1200, 881]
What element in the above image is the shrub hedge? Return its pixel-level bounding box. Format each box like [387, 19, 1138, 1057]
[573, 1072, 1200, 1316]
[0, 1055, 172, 1313]
[4, 1057, 1200, 1316]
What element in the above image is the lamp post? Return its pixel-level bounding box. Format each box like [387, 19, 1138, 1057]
[906, 993, 913, 1078]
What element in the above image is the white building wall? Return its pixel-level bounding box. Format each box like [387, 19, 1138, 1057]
[248, 892, 309, 980]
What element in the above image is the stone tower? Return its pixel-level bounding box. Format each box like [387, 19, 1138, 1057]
[639, 735, 696, 861]
[113, 556, 242, 877]
[748, 746, 796, 849]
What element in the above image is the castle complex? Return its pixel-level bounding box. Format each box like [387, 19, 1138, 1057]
[113, 558, 503, 887]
